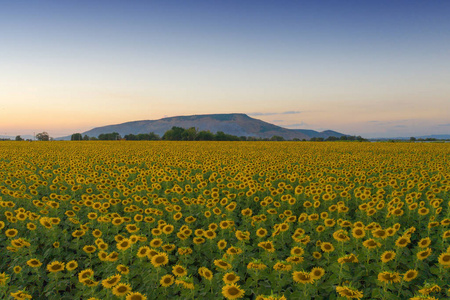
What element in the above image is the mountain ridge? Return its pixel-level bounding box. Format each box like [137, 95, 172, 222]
[58, 113, 347, 140]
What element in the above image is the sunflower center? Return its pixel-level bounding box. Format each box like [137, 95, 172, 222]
[228, 287, 239, 295]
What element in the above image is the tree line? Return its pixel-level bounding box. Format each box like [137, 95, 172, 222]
[68, 126, 368, 142]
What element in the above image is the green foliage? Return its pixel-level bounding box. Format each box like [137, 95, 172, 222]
[70, 133, 82, 141]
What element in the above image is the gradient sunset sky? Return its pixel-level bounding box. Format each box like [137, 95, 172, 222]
[1, 1, 449, 138]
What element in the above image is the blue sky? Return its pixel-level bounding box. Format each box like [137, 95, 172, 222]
[1, 1, 449, 138]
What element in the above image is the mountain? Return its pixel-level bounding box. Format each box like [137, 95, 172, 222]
[372, 134, 450, 141]
[58, 113, 346, 140]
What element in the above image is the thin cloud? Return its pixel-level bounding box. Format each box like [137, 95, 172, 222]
[285, 122, 308, 127]
[249, 111, 301, 116]
[281, 111, 301, 115]
[439, 123, 450, 126]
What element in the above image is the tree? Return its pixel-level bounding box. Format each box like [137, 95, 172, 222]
[71, 133, 83, 141]
[410, 137, 416, 142]
[162, 127, 185, 140]
[98, 132, 121, 140]
[270, 135, 285, 141]
[36, 132, 49, 141]
[15, 135, 24, 141]
[181, 127, 197, 141]
[124, 134, 138, 140]
[196, 130, 214, 141]
[83, 135, 89, 141]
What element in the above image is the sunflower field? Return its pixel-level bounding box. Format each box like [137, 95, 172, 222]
[0, 141, 450, 300]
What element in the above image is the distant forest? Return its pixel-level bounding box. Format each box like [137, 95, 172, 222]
[68, 126, 367, 142]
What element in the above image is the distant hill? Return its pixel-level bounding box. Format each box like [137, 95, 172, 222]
[58, 113, 347, 140]
[373, 134, 450, 141]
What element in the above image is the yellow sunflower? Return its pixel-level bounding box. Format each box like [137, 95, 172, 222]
[223, 272, 240, 284]
[172, 265, 187, 277]
[310, 267, 325, 280]
[47, 261, 65, 273]
[112, 283, 132, 297]
[160, 274, 175, 287]
[222, 283, 245, 299]
[336, 286, 364, 299]
[102, 274, 121, 288]
[293, 271, 314, 284]
[151, 253, 169, 267]
[380, 251, 396, 263]
[403, 270, 418, 282]
[26, 259, 42, 268]
[125, 292, 147, 300]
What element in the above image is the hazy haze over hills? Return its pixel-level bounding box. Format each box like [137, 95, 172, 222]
[60, 113, 346, 140]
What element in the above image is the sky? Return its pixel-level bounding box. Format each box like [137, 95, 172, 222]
[1, 1, 449, 139]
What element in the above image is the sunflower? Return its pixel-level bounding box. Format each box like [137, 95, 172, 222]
[117, 239, 131, 251]
[290, 246, 304, 257]
[286, 256, 304, 264]
[273, 262, 292, 272]
[160, 274, 175, 287]
[258, 241, 275, 253]
[27, 259, 42, 268]
[107, 251, 119, 262]
[150, 238, 163, 248]
[351, 227, 365, 239]
[310, 267, 325, 280]
[395, 236, 411, 248]
[199, 267, 213, 280]
[47, 261, 65, 273]
[214, 259, 232, 270]
[78, 269, 95, 282]
[10, 290, 32, 299]
[193, 237, 206, 245]
[362, 239, 381, 250]
[256, 228, 268, 238]
[172, 265, 187, 277]
[112, 283, 132, 297]
[0, 272, 9, 286]
[218, 240, 227, 250]
[320, 242, 334, 253]
[5, 229, 18, 238]
[292, 271, 314, 284]
[13, 266, 22, 274]
[102, 274, 121, 288]
[443, 230, 450, 239]
[438, 252, 450, 267]
[92, 229, 102, 238]
[223, 272, 240, 284]
[162, 244, 176, 252]
[380, 251, 396, 263]
[338, 254, 358, 264]
[83, 245, 97, 254]
[227, 247, 243, 255]
[222, 283, 245, 299]
[137, 246, 151, 258]
[204, 230, 217, 240]
[335, 286, 364, 299]
[417, 248, 432, 260]
[333, 230, 350, 242]
[403, 270, 418, 282]
[116, 264, 129, 275]
[313, 252, 322, 259]
[151, 252, 169, 267]
[126, 292, 147, 300]
[372, 229, 388, 239]
[417, 237, 431, 248]
[66, 260, 78, 271]
[26, 223, 37, 231]
[377, 271, 401, 284]
[72, 229, 86, 238]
